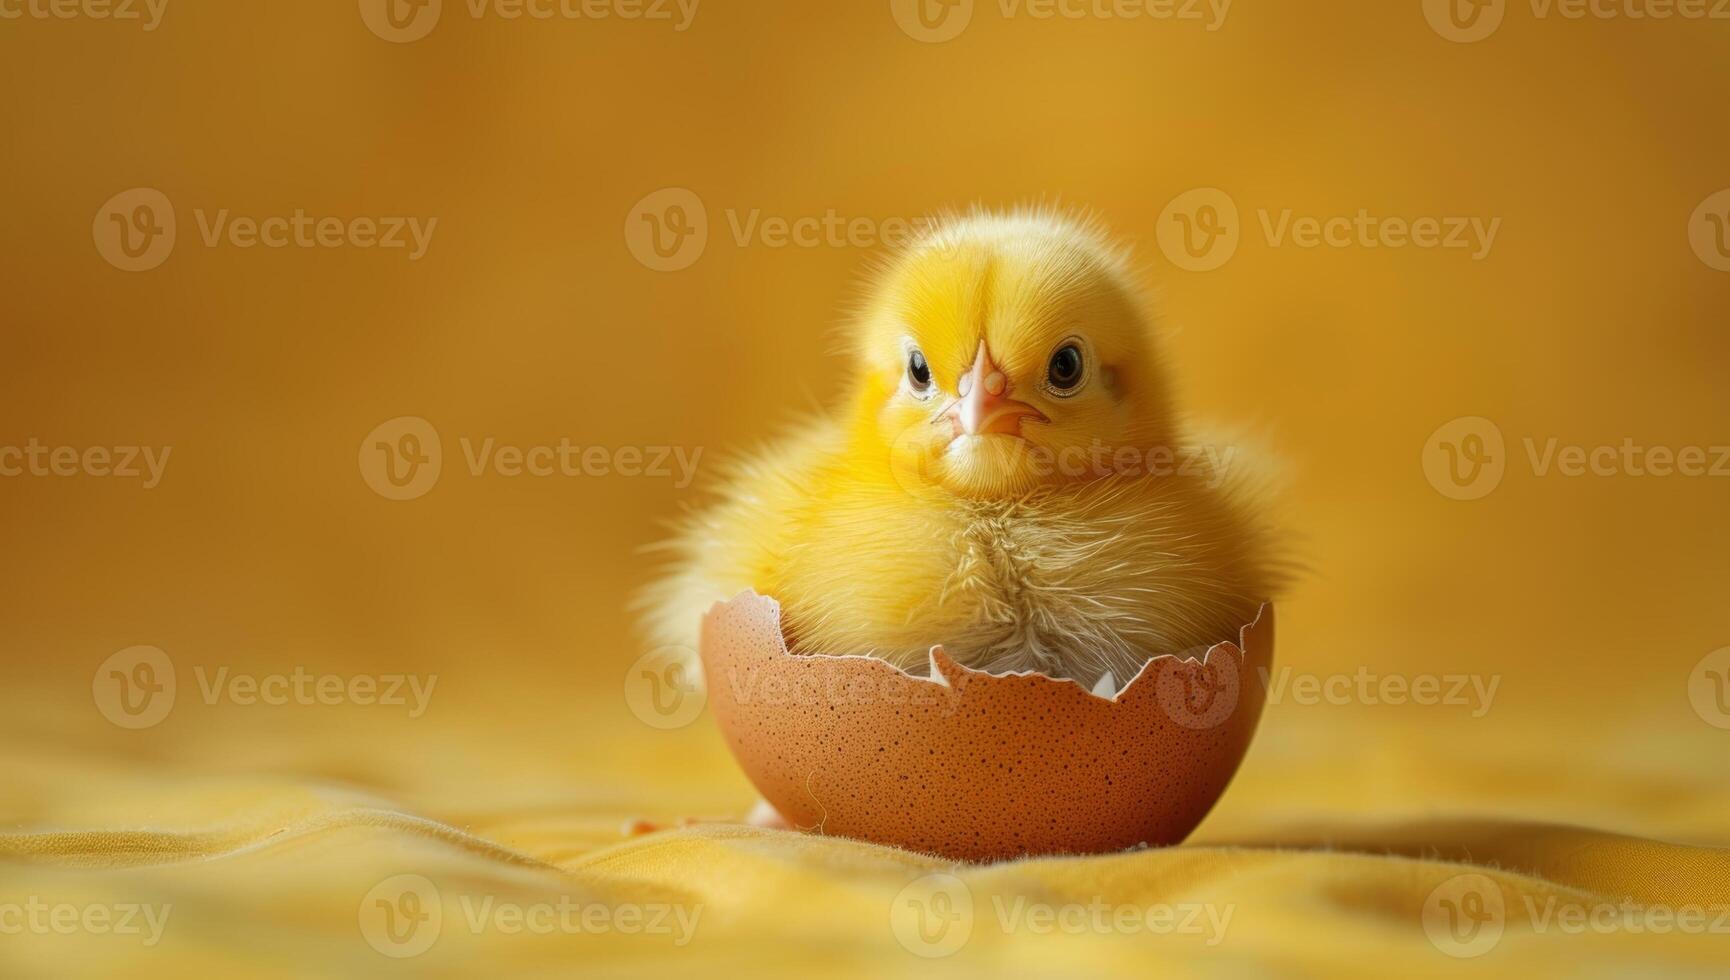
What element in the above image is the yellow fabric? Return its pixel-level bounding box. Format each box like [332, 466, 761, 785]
[4, 692, 1726, 978]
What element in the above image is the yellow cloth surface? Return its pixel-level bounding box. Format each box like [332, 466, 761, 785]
[3, 688, 1726, 979]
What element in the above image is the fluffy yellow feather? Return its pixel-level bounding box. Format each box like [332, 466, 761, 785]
[642, 208, 1283, 686]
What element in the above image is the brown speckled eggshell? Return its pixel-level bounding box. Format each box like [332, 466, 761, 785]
[699, 591, 1274, 862]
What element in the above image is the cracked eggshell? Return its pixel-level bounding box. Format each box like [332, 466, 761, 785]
[699, 591, 1274, 862]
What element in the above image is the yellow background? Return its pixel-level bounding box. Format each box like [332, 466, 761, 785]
[2, 0, 1727, 976]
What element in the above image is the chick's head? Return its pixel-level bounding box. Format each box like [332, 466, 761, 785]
[851, 210, 1177, 499]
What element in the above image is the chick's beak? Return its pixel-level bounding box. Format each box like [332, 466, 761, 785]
[942, 343, 1048, 439]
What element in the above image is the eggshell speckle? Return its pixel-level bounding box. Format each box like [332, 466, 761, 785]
[699, 591, 1274, 862]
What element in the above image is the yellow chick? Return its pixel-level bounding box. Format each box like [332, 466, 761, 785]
[642, 208, 1282, 687]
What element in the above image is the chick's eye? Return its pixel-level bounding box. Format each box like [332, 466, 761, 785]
[1047, 344, 1084, 393]
[907, 349, 932, 392]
